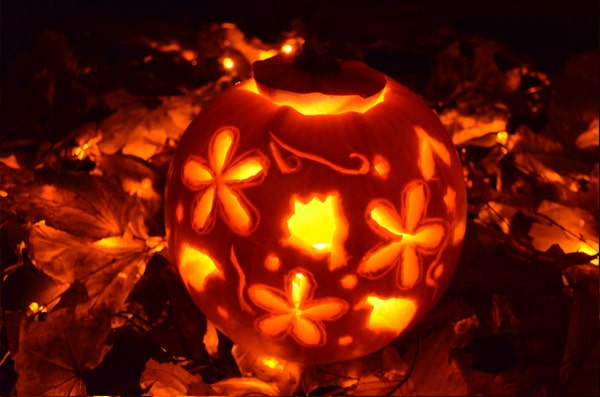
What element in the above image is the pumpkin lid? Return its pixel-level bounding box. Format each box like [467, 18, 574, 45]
[249, 51, 387, 115]
[253, 53, 386, 98]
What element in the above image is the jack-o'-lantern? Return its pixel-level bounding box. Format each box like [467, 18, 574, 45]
[165, 48, 467, 364]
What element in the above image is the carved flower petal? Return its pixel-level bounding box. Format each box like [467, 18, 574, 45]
[217, 185, 259, 236]
[403, 181, 428, 233]
[302, 299, 349, 321]
[412, 222, 447, 251]
[190, 186, 216, 234]
[367, 199, 404, 237]
[248, 285, 291, 314]
[256, 314, 292, 337]
[357, 241, 404, 279]
[291, 316, 326, 346]
[397, 245, 421, 289]
[209, 127, 237, 175]
[223, 153, 269, 184]
[182, 156, 214, 189]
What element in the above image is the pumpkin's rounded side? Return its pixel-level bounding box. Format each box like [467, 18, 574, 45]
[165, 67, 466, 364]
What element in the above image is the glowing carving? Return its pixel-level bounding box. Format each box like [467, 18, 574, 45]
[175, 202, 184, 223]
[182, 127, 270, 236]
[230, 247, 254, 314]
[362, 296, 416, 334]
[424, 260, 447, 299]
[248, 268, 349, 347]
[337, 335, 353, 346]
[372, 154, 390, 179]
[217, 306, 230, 319]
[358, 181, 448, 289]
[204, 320, 219, 356]
[340, 274, 358, 290]
[270, 132, 370, 175]
[242, 79, 386, 115]
[264, 253, 281, 272]
[282, 193, 349, 270]
[443, 186, 457, 214]
[179, 245, 224, 292]
[415, 126, 451, 180]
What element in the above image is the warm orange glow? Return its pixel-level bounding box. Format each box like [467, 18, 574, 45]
[270, 132, 370, 175]
[203, 320, 219, 357]
[291, 273, 307, 309]
[122, 177, 156, 200]
[176, 202, 184, 223]
[443, 186, 457, 214]
[496, 131, 509, 146]
[181, 49, 197, 62]
[191, 186, 216, 231]
[223, 57, 235, 70]
[370, 202, 404, 237]
[363, 296, 416, 334]
[264, 253, 281, 271]
[248, 269, 349, 347]
[578, 244, 599, 266]
[282, 193, 348, 270]
[179, 245, 224, 292]
[340, 274, 358, 290]
[0, 154, 21, 169]
[415, 126, 451, 180]
[359, 182, 448, 289]
[230, 247, 254, 313]
[241, 79, 387, 115]
[182, 127, 269, 236]
[281, 44, 294, 54]
[261, 356, 283, 370]
[72, 143, 90, 160]
[95, 236, 122, 248]
[372, 154, 390, 179]
[337, 335, 353, 346]
[433, 264, 444, 280]
[217, 305, 230, 319]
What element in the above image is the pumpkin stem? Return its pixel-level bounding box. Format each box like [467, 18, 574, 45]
[292, 40, 341, 74]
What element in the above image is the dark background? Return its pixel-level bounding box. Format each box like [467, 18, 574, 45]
[2, 0, 598, 72]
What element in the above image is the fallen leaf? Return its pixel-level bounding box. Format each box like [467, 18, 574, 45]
[211, 376, 281, 396]
[140, 359, 211, 396]
[13, 307, 112, 396]
[575, 117, 599, 149]
[231, 344, 301, 395]
[4, 171, 143, 240]
[528, 200, 599, 263]
[28, 220, 163, 312]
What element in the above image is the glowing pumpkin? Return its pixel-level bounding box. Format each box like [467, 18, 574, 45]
[165, 51, 467, 364]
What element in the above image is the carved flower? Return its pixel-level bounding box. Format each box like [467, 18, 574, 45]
[182, 126, 269, 236]
[248, 268, 349, 347]
[358, 180, 448, 289]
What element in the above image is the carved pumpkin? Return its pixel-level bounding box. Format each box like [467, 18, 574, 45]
[165, 51, 467, 364]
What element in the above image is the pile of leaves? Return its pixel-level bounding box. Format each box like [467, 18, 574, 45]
[0, 17, 598, 396]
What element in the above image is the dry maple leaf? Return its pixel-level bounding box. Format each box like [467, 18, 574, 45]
[4, 172, 143, 240]
[97, 87, 209, 160]
[28, 220, 164, 312]
[3, 170, 165, 312]
[13, 307, 112, 396]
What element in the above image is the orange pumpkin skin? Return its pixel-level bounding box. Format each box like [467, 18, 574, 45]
[165, 55, 467, 364]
